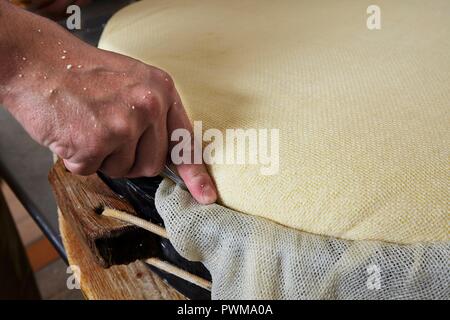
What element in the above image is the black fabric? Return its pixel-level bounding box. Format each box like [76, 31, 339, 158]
[98, 173, 211, 300]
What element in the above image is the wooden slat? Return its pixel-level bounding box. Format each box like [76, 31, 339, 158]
[48, 159, 159, 268]
[60, 212, 185, 300]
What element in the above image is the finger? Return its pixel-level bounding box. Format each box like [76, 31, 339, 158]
[63, 156, 103, 176]
[177, 162, 217, 205]
[59, 138, 114, 176]
[99, 141, 138, 178]
[167, 95, 217, 204]
[126, 124, 168, 178]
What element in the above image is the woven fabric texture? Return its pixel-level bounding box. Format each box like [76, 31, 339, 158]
[98, 0, 450, 299]
[156, 180, 449, 299]
[98, 0, 449, 244]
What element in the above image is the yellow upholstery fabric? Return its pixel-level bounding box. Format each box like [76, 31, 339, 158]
[99, 0, 449, 244]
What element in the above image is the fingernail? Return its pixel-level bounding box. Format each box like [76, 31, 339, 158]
[200, 183, 217, 204]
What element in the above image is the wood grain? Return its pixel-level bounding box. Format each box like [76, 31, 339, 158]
[49, 159, 159, 267]
[60, 211, 185, 300]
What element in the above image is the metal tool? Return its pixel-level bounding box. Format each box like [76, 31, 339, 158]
[161, 164, 188, 191]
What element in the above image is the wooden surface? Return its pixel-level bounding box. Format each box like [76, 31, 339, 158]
[50, 160, 185, 299]
[60, 211, 185, 300]
[49, 160, 159, 267]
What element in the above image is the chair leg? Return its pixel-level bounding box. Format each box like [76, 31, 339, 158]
[0, 181, 41, 300]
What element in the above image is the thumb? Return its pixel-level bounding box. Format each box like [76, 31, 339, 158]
[167, 96, 217, 205]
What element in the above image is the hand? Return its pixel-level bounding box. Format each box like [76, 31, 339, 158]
[0, 4, 217, 204]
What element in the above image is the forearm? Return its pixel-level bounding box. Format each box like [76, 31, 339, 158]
[0, 1, 26, 98]
[0, 0, 92, 108]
